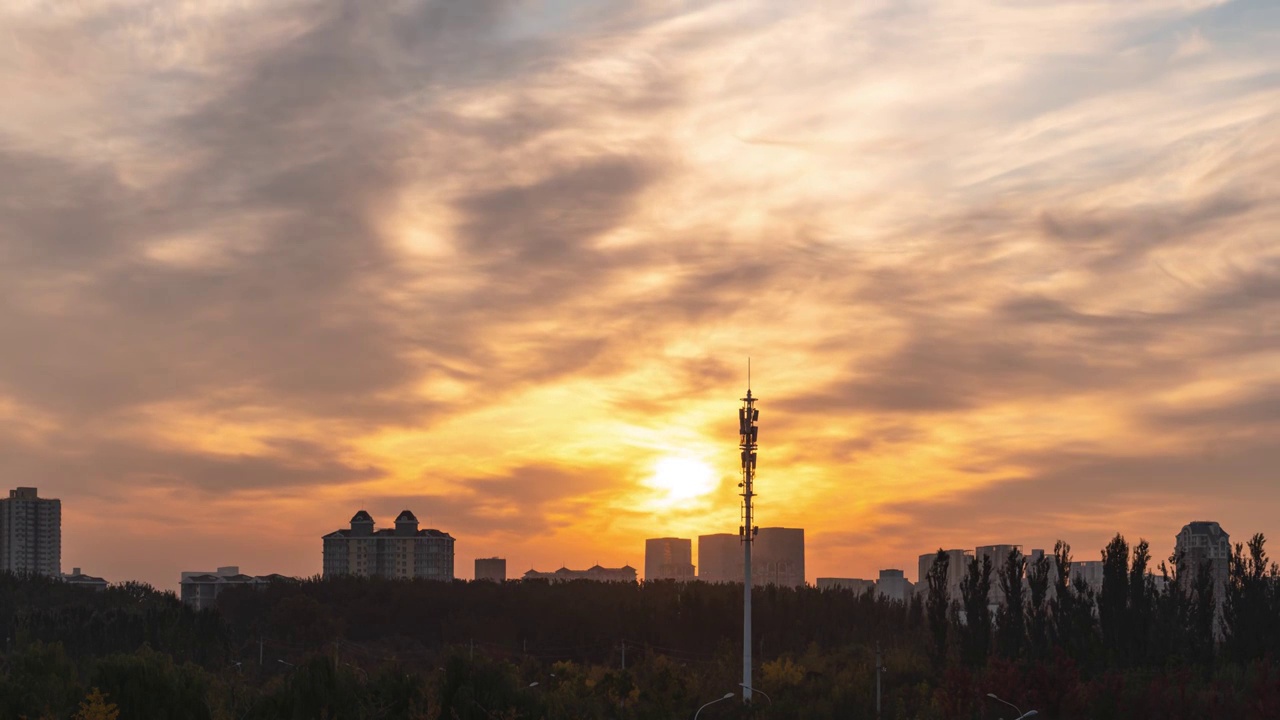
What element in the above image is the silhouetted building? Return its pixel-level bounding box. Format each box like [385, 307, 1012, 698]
[0, 487, 60, 577]
[876, 569, 913, 602]
[817, 577, 875, 594]
[916, 548, 972, 600]
[754, 527, 805, 587]
[1073, 560, 1104, 591]
[1176, 521, 1231, 590]
[645, 537, 694, 581]
[976, 544, 1022, 605]
[697, 528, 805, 587]
[523, 565, 637, 583]
[180, 566, 295, 611]
[61, 567, 107, 591]
[697, 533, 741, 583]
[475, 557, 506, 582]
[322, 509, 454, 580]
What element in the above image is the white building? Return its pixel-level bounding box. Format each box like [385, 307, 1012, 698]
[0, 487, 61, 577]
[916, 549, 972, 600]
[876, 569, 913, 603]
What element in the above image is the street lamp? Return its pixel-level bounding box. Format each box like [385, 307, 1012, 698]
[738, 683, 772, 704]
[694, 693, 735, 719]
[986, 693, 1038, 720]
[277, 659, 294, 669]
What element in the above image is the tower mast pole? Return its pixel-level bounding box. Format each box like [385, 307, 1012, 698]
[739, 362, 759, 703]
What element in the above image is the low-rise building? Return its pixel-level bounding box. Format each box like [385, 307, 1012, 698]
[817, 577, 875, 594]
[61, 567, 107, 591]
[523, 565, 637, 583]
[475, 557, 507, 582]
[180, 566, 294, 611]
[876, 568, 913, 603]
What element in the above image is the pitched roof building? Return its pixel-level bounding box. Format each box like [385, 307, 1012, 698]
[523, 564, 637, 583]
[322, 509, 455, 581]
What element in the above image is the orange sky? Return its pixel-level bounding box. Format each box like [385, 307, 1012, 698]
[1, 0, 1278, 591]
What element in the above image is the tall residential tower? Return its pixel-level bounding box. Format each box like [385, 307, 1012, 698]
[0, 487, 61, 577]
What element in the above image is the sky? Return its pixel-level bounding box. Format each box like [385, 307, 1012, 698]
[1, 0, 1277, 591]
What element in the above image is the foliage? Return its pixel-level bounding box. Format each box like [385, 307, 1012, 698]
[5, 531, 1280, 718]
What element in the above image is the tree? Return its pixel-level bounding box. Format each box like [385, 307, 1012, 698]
[1098, 534, 1130, 664]
[72, 688, 119, 720]
[995, 548, 1026, 660]
[925, 549, 951, 668]
[1126, 539, 1154, 665]
[957, 554, 992, 667]
[1223, 533, 1279, 663]
[1026, 551, 1052, 660]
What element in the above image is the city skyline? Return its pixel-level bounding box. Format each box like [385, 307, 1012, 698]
[1, 1, 1278, 592]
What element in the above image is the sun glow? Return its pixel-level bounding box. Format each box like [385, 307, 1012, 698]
[645, 456, 718, 503]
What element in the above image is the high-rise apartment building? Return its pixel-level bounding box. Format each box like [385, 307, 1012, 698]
[0, 487, 61, 577]
[697, 533, 741, 583]
[754, 527, 805, 588]
[475, 557, 507, 582]
[697, 527, 805, 588]
[917, 548, 972, 600]
[322, 509, 454, 580]
[976, 544, 1022, 605]
[1175, 521, 1231, 590]
[645, 537, 695, 581]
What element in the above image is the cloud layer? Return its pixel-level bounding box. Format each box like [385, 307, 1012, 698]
[1, 0, 1277, 587]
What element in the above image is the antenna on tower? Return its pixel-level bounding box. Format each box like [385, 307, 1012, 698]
[738, 372, 759, 703]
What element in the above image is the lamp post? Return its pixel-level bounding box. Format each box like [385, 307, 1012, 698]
[986, 693, 1038, 720]
[738, 683, 772, 704]
[694, 693, 735, 719]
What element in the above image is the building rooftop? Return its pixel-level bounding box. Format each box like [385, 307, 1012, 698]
[323, 527, 453, 539]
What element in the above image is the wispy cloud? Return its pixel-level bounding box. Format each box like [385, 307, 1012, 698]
[0, 0, 1276, 587]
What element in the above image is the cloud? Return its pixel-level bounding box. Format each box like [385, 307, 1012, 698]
[0, 0, 1277, 587]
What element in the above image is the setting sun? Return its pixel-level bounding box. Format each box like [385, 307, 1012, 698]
[645, 457, 718, 503]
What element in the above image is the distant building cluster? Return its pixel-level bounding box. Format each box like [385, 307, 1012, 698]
[645, 538, 694, 581]
[697, 528, 806, 588]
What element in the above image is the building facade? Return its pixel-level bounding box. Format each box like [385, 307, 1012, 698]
[1175, 521, 1231, 590]
[0, 487, 61, 577]
[645, 537, 695, 581]
[697, 528, 805, 588]
[697, 533, 741, 583]
[475, 557, 507, 582]
[523, 565, 637, 583]
[876, 569, 913, 602]
[916, 548, 973, 600]
[817, 577, 875, 594]
[322, 510, 455, 581]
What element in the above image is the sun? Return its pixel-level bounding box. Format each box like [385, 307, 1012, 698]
[645, 456, 718, 502]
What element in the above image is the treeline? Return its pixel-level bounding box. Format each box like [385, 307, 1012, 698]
[3, 533, 1280, 718]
